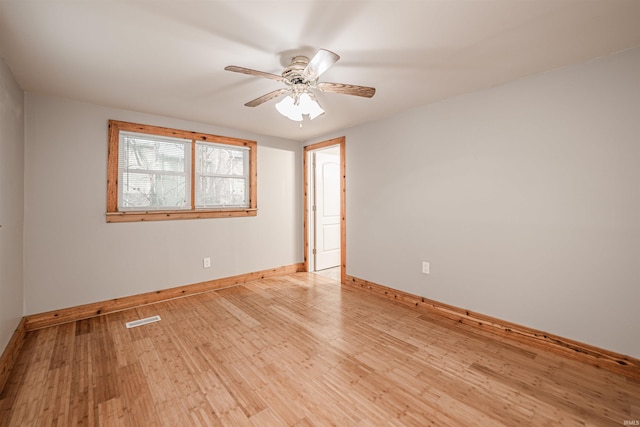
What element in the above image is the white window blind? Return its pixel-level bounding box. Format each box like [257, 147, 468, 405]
[195, 141, 250, 208]
[118, 131, 191, 211]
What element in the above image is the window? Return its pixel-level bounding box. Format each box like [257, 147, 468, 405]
[118, 131, 192, 211]
[107, 120, 256, 222]
[194, 142, 249, 208]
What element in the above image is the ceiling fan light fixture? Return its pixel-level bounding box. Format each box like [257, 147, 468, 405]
[299, 93, 325, 120]
[275, 93, 324, 122]
[275, 95, 303, 121]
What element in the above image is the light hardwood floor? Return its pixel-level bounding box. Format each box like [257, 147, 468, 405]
[312, 267, 340, 282]
[1, 273, 638, 426]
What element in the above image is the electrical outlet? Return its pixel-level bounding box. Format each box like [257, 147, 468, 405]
[422, 261, 430, 274]
[203, 257, 211, 269]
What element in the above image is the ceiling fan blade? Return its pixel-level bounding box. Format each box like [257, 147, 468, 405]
[244, 88, 289, 107]
[225, 65, 284, 82]
[317, 82, 376, 98]
[303, 49, 340, 80]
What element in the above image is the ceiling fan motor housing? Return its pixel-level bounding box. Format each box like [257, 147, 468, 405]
[282, 56, 312, 84]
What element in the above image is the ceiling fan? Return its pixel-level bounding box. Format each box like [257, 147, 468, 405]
[224, 49, 375, 121]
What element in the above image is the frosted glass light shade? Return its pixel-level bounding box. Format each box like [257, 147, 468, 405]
[275, 96, 303, 121]
[298, 93, 324, 120]
[275, 93, 325, 121]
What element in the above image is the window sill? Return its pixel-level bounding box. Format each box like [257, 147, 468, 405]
[106, 209, 257, 223]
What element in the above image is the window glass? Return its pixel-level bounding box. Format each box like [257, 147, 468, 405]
[195, 142, 249, 208]
[118, 132, 191, 211]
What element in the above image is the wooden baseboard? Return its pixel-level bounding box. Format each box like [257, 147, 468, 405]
[344, 274, 640, 381]
[25, 263, 305, 331]
[0, 318, 27, 393]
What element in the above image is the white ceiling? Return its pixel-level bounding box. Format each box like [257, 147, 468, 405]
[1, 0, 640, 142]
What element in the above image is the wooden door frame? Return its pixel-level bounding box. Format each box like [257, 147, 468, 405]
[304, 137, 346, 283]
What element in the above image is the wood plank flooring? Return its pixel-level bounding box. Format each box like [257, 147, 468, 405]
[1, 273, 638, 426]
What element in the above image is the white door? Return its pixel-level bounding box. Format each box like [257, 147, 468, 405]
[314, 149, 341, 270]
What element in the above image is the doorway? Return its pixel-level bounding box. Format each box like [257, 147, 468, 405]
[304, 137, 346, 283]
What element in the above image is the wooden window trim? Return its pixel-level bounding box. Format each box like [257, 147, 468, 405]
[107, 120, 257, 223]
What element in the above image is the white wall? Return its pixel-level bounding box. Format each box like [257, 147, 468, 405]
[311, 47, 640, 358]
[0, 59, 24, 353]
[24, 94, 302, 315]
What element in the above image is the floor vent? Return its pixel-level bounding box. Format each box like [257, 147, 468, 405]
[126, 315, 161, 329]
